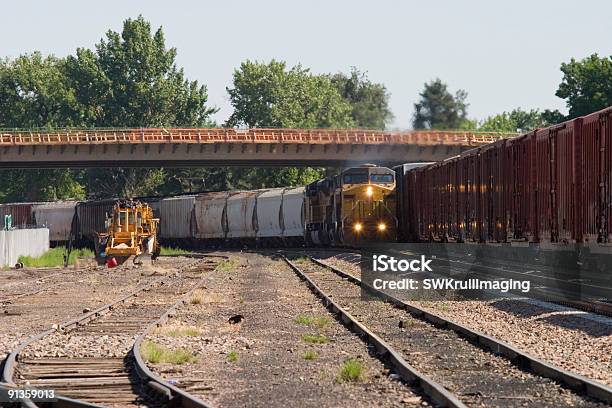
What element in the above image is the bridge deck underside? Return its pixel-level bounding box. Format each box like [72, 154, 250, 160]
[0, 142, 468, 168]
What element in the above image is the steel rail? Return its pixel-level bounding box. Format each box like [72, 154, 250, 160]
[131, 264, 220, 408]
[280, 254, 467, 408]
[1, 258, 207, 407]
[307, 254, 612, 404]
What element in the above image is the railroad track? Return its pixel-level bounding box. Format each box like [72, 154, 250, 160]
[0, 266, 93, 305]
[325, 247, 612, 318]
[281, 252, 612, 407]
[1, 257, 223, 407]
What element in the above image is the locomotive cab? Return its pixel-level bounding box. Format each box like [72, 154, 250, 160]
[338, 165, 397, 243]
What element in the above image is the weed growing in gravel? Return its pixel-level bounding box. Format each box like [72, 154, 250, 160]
[165, 348, 197, 364]
[156, 325, 200, 337]
[227, 351, 238, 362]
[302, 334, 329, 344]
[337, 359, 365, 382]
[291, 256, 309, 263]
[295, 314, 331, 328]
[303, 350, 318, 360]
[312, 316, 331, 328]
[141, 340, 197, 364]
[433, 302, 449, 311]
[141, 341, 164, 363]
[218, 257, 238, 272]
[296, 314, 313, 325]
[399, 319, 414, 328]
[190, 289, 206, 304]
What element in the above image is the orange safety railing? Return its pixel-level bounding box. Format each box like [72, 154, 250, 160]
[0, 128, 514, 146]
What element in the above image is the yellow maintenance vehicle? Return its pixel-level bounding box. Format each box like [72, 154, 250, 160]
[97, 200, 160, 265]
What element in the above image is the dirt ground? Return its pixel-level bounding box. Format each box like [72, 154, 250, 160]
[146, 253, 428, 407]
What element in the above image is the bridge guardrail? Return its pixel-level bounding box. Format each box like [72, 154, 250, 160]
[0, 128, 515, 146]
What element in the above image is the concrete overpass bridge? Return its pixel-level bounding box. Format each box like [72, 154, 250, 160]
[0, 128, 513, 168]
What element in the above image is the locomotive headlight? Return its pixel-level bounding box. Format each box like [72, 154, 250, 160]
[353, 222, 363, 232]
[377, 223, 386, 231]
[366, 186, 373, 196]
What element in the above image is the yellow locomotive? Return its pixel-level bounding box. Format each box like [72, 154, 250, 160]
[305, 164, 397, 245]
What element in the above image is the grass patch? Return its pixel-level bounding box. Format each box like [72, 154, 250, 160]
[295, 313, 331, 328]
[399, 319, 414, 328]
[337, 359, 365, 383]
[433, 302, 450, 311]
[303, 350, 318, 360]
[227, 350, 238, 363]
[159, 246, 191, 256]
[18, 247, 94, 268]
[302, 333, 329, 344]
[141, 340, 163, 363]
[141, 340, 197, 364]
[189, 289, 223, 304]
[295, 314, 313, 325]
[291, 255, 309, 263]
[155, 325, 201, 337]
[217, 257, 238, 272]
[190, 289, 206, 304]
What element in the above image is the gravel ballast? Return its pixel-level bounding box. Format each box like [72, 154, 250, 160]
[313, 251, 612, 387]
[145, 253, 428, 407]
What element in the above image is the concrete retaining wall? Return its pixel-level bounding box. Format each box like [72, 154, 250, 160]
[0, 228, 49, 266]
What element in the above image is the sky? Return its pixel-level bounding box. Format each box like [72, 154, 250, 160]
[2, 1, 611, 129]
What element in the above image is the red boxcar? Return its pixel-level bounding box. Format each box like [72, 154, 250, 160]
[579, 107, 612, 244]
[401, 105, 612, 248]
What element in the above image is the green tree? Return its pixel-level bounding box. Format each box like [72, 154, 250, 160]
[412, 79, 469, 130]
[329, 68, 393, 129]
[226, 60, 354, 128]
[556, 54, 612, 119]
[0, 16, 218, 201]
[65, 16, 216, 127]
[0, 53, 86, 201]
[0, 169, 86, 203]
[226, 60, 355, 188]
[64, 16, 217, 198]
[0, 53, 81, 128]
[479, 108, 548, 133]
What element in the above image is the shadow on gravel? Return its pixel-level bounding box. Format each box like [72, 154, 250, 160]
[489, 299, 551, 318]
[538, 314, 612, 338]
[489, 300, 612, 337]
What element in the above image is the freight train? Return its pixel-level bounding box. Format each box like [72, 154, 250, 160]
[397, 106, 611, 249]
[0, 165, 397, 248]
[1, 105, 610, 252]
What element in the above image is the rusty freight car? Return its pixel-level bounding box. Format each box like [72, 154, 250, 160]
[400, 106, 612, 249]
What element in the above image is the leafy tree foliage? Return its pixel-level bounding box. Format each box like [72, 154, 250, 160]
[66, 16, 217, 198]
[0, 53, 80, 128]
[0, 16, 217, 201]
[226, 60, 354, 128]
[556, 54, 612, 119]
[478, 108, 548, 133]
[65, 16, 216, 127]
[329, 68, 393, 129]
[225, 60, 356, 187]
[412, 79, 469, 130]
[0, 53, 86, 201]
